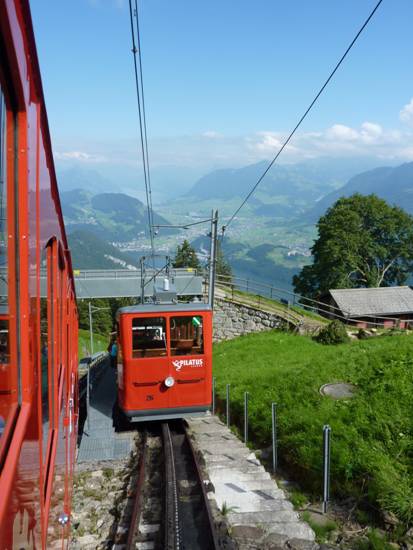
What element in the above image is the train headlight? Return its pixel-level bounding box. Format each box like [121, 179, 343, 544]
[164, 376, 175, 388]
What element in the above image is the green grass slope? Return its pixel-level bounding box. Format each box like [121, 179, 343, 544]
[78, 328, 109, 358]
[214, 331, 413, 525]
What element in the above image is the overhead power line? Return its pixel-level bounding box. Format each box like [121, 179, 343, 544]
[134, 0, 155, 234]
[222, 0, 384, 236]
[128, 0, 155, 258]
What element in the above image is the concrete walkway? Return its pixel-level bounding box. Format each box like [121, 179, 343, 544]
[188, 416, 317, 550]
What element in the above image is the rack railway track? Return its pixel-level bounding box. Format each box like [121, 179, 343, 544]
[126, 420, 219, 550]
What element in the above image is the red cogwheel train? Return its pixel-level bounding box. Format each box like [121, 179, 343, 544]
[116, 301, 213, 423]
[0, 1, 79, 548]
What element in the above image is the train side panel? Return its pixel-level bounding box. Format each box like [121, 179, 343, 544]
[0, 1, 78, 548]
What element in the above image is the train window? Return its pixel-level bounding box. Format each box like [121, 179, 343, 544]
[132, 317, 167, 358]
[170, 316, 204, 356]
[0, 89, 11, 446]
[40, 242, 55, 462]
[40, 248, 49, 460]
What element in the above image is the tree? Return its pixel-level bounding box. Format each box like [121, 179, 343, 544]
[215, 240, 232, 279]
[293, 194, 413, 299]
[77, 298, 113, 335]
[172, 240, 200, 269]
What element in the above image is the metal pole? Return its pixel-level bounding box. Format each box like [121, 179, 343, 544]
[212, 376, 216, 415]
[244, 392, 249, 443]
[87, 301, 93, 433]
[322, 425, 331, 514]
[88, 301, 94, 356]
[208, 210, 218, 308]
[272, 402, 277, 473]
[226, 384, 230, 427]
[140, 257, 145, 304]
[287, 301, 290, 331]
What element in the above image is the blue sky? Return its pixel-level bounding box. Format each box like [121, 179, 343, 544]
[30, 0, 413, 184]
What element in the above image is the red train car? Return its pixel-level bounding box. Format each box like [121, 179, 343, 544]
[0, 1, 78, 548]
[116, 302, 212, 422]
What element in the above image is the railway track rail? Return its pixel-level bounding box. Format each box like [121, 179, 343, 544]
[126, 420, 219, 550]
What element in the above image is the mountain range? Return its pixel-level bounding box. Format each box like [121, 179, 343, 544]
[182, 156, 388, 218]
[68, 230, 138, 270]
[303, 162, 413, 222]
[59, 158, 413, 288]
[60, 189, 172, 242]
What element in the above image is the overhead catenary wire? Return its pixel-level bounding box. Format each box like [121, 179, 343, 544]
[222, 0, 384, 236]
[134, 0, 155, 234]
[128, 0, 155, 259]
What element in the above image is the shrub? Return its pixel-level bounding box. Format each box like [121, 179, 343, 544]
[314, 320, 350, 345]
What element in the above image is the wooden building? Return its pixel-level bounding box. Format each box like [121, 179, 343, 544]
[326, 286, 413, 328]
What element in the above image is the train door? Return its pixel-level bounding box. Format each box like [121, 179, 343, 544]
[129, 315, 170, 411]
[169, 314, 206, 408]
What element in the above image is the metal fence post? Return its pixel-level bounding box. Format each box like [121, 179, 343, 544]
[244, 392, 249, 443]
[86, 361, 91, 433]
[322, 425, 331, 513]
[272, 402, 277, 473]
[226, 384, 230, 427]
[212, 376, 216, 415]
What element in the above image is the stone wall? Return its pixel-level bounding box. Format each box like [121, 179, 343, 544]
[213, 298, 283, 342]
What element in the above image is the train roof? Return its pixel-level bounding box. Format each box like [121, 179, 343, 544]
[117, 302, 212, 318]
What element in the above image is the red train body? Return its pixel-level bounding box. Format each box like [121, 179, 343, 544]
[0, 1, 78, 548]
[116, 303, 212, 422]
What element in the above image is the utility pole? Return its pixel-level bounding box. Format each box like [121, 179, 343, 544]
[208, 210, 218, 308]
[88, 301, 94, 356]
[87, 301, 93, 434]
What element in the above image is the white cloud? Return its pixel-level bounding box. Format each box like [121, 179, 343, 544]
[54, 151, 107, 163]
[244, 120, 410, 163]
[202, 131, 222, 139]
[400, 98, 413, 127]
[54, 98, 413, 171]
[326, 124, 359, 141]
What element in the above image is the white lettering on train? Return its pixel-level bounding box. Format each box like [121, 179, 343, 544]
[172, 358, 204, 371]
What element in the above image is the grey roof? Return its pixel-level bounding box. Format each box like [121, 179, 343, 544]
[329, 286, 413, 317]
[117, 302, 211, 318]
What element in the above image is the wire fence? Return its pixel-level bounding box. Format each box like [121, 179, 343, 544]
[212, 379, 332, 513]
[214, 273, 413, 329]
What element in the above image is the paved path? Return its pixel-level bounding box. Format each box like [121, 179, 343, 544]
[188, 416, 318, 550]
[77, 362, 134, 462]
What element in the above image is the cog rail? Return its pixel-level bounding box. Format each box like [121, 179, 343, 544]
[126, 421, 219, 549]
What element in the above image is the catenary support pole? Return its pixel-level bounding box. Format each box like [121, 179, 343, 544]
[212, 376, 216, 415]
[272, 402, 277, 473]
[244, 391, 249, 443]
[322, 425, 331, 513]
[226, 383, 230, 427]
[208, 210, 218, 308]
[87, 302, 93, 433]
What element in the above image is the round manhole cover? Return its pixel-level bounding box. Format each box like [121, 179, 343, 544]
[319, 383, 356, 399]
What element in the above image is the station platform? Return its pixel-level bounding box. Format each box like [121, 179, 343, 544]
[77, 361, 134, 462]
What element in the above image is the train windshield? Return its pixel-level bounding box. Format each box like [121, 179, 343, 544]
[170, 316, 204, 356]
[132, 317, 167, 358]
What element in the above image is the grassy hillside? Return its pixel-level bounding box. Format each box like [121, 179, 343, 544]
[213, 331, 413, 526]
[68, 230, 138, 269]
[61, 189, 172, 242]
[78, 328, 109, 358]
